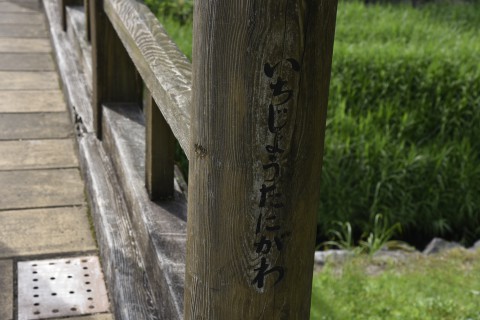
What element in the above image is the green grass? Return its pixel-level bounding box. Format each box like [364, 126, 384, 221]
[310, 249, 480, 319]
[146, 0, 480, 247]
[158, 16, 192, 61]
[144, 0, 193, 60]
[319, 1, 480, 247]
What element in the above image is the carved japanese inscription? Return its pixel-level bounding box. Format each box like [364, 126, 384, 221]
[252, 58, 301, 291]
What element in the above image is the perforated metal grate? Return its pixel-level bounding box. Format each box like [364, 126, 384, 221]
[18, 256, 110, 320]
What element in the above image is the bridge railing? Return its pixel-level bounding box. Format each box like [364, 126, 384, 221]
[91, 0, 191, 200]
[59, 0, 338, 318]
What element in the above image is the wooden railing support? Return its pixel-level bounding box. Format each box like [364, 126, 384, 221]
[90, 0, 142, 138]
[60, 0, 82, 31]
[84, 0, 91, 41]
[145, 91, 175, 200]
[185, 1, 338, 318]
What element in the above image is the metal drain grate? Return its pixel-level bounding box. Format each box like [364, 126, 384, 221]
[18, 256, 110, 320]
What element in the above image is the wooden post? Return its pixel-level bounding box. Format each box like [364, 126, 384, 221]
[185, 0, 338, 318]
[84, 0, 91, 41]
[90, 0, 141, 138]
[145, 91, 175, 200]
[60, 0, 83, 31]
[60, 0, 68, 30]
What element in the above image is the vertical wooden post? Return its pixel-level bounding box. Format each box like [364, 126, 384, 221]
[60, 0, 82, 31]
[60, 0, 67, 30]
[185, 0, 338, 318]
[145, 91, 175, 200]
[90, 0, 141, 138]
[84, 0, 91, 41]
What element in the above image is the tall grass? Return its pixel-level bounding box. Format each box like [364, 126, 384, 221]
[320, 1, 480, 247]
[146, 0, 480, 247]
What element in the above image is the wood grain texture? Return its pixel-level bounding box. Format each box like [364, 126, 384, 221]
[0, 90, 65, 113]
[42, 0, 94, 133]
[103, 0, 192, 158]
[78, 134, 161, 320]
[102, 104, 187, 319]
[0, 1, 41, 13]
[0, 53, 54, 71]
[63, 315, 113, 320]
[0, 207, 96, 258]
[0, 260, 13, 320]
[145, 91, 175, 200]
[0, 139, 78, 170]
[42, 1, 165, 318]
[0, 24, 47, 38]
[90, 0, 142, 138]
[0, 112, 72, 140]
[0, 38, 50, 52]
[60, 0, 82, 30]
[66, 6, 92, 90]
[185, 1, 338, 319]
[0, 13, 44, 24]
[84, 0, 90, 41]
[0, 169, 85, 210]
[0, 71, 59, 90]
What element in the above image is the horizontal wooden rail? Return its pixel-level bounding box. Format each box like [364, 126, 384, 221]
[103, 0, 192, 159]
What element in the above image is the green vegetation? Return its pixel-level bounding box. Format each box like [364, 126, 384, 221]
[146, 0, 480, 247]
[144, 0, 193, 59]
[144, 0, 193, 25]
[323, 214, 406, 255]
[320, 1, 480, 247]
[310, 249, 480, 319]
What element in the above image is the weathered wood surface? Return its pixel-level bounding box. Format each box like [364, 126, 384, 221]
[0, 113, 72, 140]
[90, 0, 142, 137]
[103, 0, 192, 157]
[78, 134, 161, 320]
[84, 0, 90, 40]
[64, 315, 113, 320]
[102, 104, 186, 319]
[43, 1, 164, 316]
[0, 1, 41, 13]
[0, 260, 13, 320]
[0, 207, 96, 259]
[0, 38, 50, 52]
[61, 0, 82, 30]
[185, 1, 338, 318]
[0, 12, 44, 24]
[0, 139, 78, 170]
[0, 169, 85, 210]
[66, 6, 92, 88]
[0, 90, 65, 112]
[145, 92, 175, 200]
[0, 71, 59, 89]
[0, 24, 47, 38]
[43, 0, 94, 133]
[0, 53, 54, 71]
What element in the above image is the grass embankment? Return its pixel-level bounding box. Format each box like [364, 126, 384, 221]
[310, 249, 480, 319]
[147, 1, 480, 247]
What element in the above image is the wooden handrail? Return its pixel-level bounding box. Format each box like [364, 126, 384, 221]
[103, 0, 192, 158]
[89, 0, 191, 199]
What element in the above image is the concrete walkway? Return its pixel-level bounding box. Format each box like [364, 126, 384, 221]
[0, 0, 112, 319]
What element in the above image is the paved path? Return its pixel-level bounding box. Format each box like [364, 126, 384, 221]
[0, 0, 113, 319]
